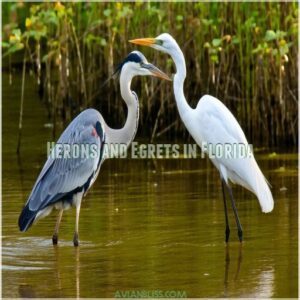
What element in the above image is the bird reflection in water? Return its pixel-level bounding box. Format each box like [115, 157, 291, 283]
[223, 244, 275, 298]
[52, 245, 81, 298]
[224, 244, 243, 297]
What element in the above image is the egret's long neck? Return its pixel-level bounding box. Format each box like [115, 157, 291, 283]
[104, 69, 139, 157]
[170, 46, 192, 121]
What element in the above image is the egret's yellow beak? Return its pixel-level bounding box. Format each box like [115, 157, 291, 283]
[129, 38, 156, 47]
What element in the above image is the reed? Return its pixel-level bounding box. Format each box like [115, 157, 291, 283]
[2, 2, 298, 146]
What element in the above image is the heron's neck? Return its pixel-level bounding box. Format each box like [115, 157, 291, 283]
[170, 47, 192, 121]
[119, 72, 139, 147]
[104, 70, 139, 157]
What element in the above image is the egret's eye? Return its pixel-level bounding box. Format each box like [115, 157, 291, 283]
[156, 39, 163, 46]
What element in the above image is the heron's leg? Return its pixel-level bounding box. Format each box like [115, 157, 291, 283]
[221, 179, 230, 243]
[225, 183, 243, 242]
[73, 195, 82, 247]
[52, 209, 63, 245]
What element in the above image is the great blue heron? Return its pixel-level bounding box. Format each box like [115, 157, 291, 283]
[18, 51, 171, 246]
[130, 33, 274, 242]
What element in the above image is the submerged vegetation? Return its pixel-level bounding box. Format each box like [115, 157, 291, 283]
[2, 2, 298, 147]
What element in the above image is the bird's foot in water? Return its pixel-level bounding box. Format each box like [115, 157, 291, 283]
[52, 233, 58, 245]
[73, 232, 79, 247]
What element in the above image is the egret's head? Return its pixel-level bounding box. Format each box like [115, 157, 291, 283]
[114, 51, 171, 81]
[129, 33, 178, 55]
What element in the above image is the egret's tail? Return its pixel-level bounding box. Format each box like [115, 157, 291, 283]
[18, 204, 37, 232]
[252, 163, 274, 213]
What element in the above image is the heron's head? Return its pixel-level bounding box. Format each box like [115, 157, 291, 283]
[129, 33, 179, 55]
[114, 51, 171, 81]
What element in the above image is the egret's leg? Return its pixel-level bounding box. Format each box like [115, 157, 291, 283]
[221, 179, 230, 243]
[73, 196, 82, 247]
[225, 183, 243, 242]
[52, 209, 63, 245]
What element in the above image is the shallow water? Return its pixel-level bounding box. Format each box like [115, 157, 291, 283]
[2, 73, 298, 298]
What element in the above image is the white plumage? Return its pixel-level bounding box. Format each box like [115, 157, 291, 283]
[130, 33, 274, 242]
[183, 94, 273, 213]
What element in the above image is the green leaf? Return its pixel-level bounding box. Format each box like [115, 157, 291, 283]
[100, 38, 107, 47]
[12, 28, 22, 41]
[232, 37, 239, 44]
[2, 43, 24, 58]
[103, 9, 111, 17]
[202, 18, 213, 26]
[276, 30, 287, 39]
[210, 54, 219, 63]
[264, 30, 276, 41]
[252, 44, 263, 54]
[212, 38, 222, 47]
[43, 11, 59, 26]
[2, 42, 10, 48]
[279, 44, 289, 55]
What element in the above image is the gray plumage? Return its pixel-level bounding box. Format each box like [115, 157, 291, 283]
[19, 109, 105, 231]
[18, 51, 170, 246]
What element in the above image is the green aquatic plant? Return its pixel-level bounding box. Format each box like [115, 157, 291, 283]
[2, 2, 298, 148]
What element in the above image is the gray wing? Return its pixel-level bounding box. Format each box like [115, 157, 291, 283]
[26, 109, 105, 211]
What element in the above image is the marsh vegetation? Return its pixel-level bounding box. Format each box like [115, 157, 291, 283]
[2, 2, 298, 146]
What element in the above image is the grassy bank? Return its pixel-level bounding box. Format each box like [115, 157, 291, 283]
[2, 2, 298, 146]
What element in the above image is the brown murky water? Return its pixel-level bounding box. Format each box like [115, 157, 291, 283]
[2, 73, 298, 298]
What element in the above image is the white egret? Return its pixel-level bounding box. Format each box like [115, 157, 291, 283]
[130, 33, 274, 242]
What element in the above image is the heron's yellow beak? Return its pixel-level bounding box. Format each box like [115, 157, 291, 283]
[129, 38, 156, 47]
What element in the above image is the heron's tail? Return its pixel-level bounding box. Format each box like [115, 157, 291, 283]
[18, 204, 37, 232]
[252, 162, 274, 213]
